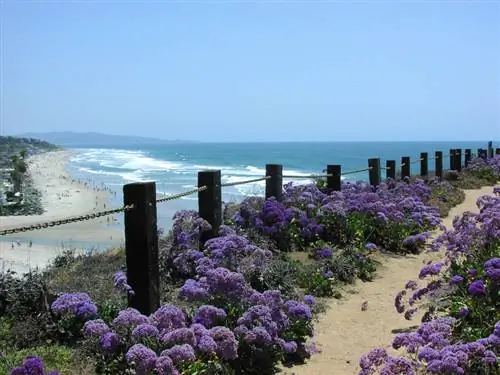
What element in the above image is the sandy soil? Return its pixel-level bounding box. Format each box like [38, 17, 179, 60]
[285, 185, 497, 375]
[0, 150, 124, 273]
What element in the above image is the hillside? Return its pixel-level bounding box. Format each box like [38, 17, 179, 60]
[17, 132, 198, 147]
[0, 136, 60, 169]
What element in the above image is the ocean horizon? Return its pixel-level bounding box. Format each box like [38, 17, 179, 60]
[65, 140, 497, 233]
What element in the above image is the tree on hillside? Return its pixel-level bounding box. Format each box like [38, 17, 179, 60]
[10, 150, 28, 193]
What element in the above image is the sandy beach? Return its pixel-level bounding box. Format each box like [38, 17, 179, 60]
[0, 150, 124, 274]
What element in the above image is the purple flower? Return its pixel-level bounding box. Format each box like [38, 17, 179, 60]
[150, 304, 186, 331]
[155, 356, 178, 375]
[51, 293, 97, 319]
[99, 332, 121, 352]
[113, 270, 135, 296]
[192, 305, 227, 328]
[131, 323, 159, 341]
[285, 300, 312, 320]
[449, 275, 464, 285]
[209, 326, 239, 360]
[468, 280, 486, 296]
[160, 328, 196, 347]
[83, 319, 110, 338]
[112, 308, 150, 329]
[458, 307, 470, 318]
[303, 295, 316, 306]
[126, 344, 157, 372]
[196, 334, 217, 353]
[162, 344, 196, 364]
[313, 247, 333, 259]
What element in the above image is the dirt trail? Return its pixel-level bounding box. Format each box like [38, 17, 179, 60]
[286, 185, 496, 375]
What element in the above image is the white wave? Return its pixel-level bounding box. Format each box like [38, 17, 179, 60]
[77, 167, 147, 182]
[71, 148, 181, 171]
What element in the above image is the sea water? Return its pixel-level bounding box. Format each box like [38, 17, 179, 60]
[65, 141, 495, 232]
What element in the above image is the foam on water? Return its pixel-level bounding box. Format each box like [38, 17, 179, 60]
[70, 148, 333, 199]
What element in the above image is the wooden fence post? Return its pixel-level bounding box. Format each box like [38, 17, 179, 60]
[401, 156, 410, 179]
[449, 149, 456, 170]
[368, 158, 381, 187]
[455, 148, 462, 172]
[420, 152, 428, 177]
[386, 160, 396, 180]
[326, 164, 341, 191]
[465, 149, 472, 167]
[435, 151, 443, 179]
[496, 148, 500, 155]
[198, 170, 222, 246]
[479, 149, 487, 160]
[265, 164, 283, 201]
[123, 181, 160, 315]
[488, 141, 493, 158]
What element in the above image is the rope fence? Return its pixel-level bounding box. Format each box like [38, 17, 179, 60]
[0, 143, 497, 314]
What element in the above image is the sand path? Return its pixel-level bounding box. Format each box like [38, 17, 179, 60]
[286, 185, 496, 375]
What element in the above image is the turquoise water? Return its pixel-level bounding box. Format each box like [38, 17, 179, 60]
[65, 141, 496, 231]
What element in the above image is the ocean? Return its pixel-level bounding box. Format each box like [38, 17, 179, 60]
[66, 141, 496, 232]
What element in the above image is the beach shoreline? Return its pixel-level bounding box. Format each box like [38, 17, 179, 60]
[0, 150, 124, 274]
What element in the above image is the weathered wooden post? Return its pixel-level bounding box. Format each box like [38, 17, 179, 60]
[326, 164, 341, 191]
[435, 151, 443, 179]
[488, 141, 493, 158]
[478, 149, 487, 160]
[455, 148, 462, 172]
[464, 149, 472, 167]
[420, 152, 428, 177]
[198, 170, 222, 246]
[496, 148, 500, 155]
[368, 158, 381, 187]
[123, 181, 160, 315]
[449, 149, 456, 170]
[265, 164, 283, 201]
[401, 156, 410, 179]
[386, 160, 396, 180]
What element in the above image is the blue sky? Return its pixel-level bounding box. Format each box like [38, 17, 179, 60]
[1, 1, 498, 142]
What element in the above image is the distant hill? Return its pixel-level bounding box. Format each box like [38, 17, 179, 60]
[17, 132, 199, 147]
[0, 136, 60, 168]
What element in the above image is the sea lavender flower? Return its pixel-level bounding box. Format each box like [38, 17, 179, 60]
[51, 292, 98, 319]
[449, 275, 464, 285]
[468, 279, 487, 296]
[192, 305, 227, 328]
[113, 270, 135, 296]
[313, 247, 333, 259]
[196, 334, 217, 353]
[160, 327, 196, 347]
[155, 356, 178, 375]
[83, 319, 110, 338]
[285, 300, 312, 320]
[209, 326, 239, 360]
[162, 344, 196, 364]
[9, 356, 55, 375]
[131, 323, 160, 341]
[126, 344, 157, 373]
[150, 304, 186, 331]
[99, 331, 121, 352]
[303, 294, 316, 306]
[112, 307, 150, 329]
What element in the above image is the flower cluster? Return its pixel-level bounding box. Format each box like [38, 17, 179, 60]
[51, 292, 98, 319]
[10, 356, 60, 375]
[361, 189, 500, 374]
[113, 270, 135, 296]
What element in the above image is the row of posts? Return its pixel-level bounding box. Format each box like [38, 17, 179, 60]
[122, 143, 499, 315]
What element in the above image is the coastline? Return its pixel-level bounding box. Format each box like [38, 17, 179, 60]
[0, 150, 124, 274]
